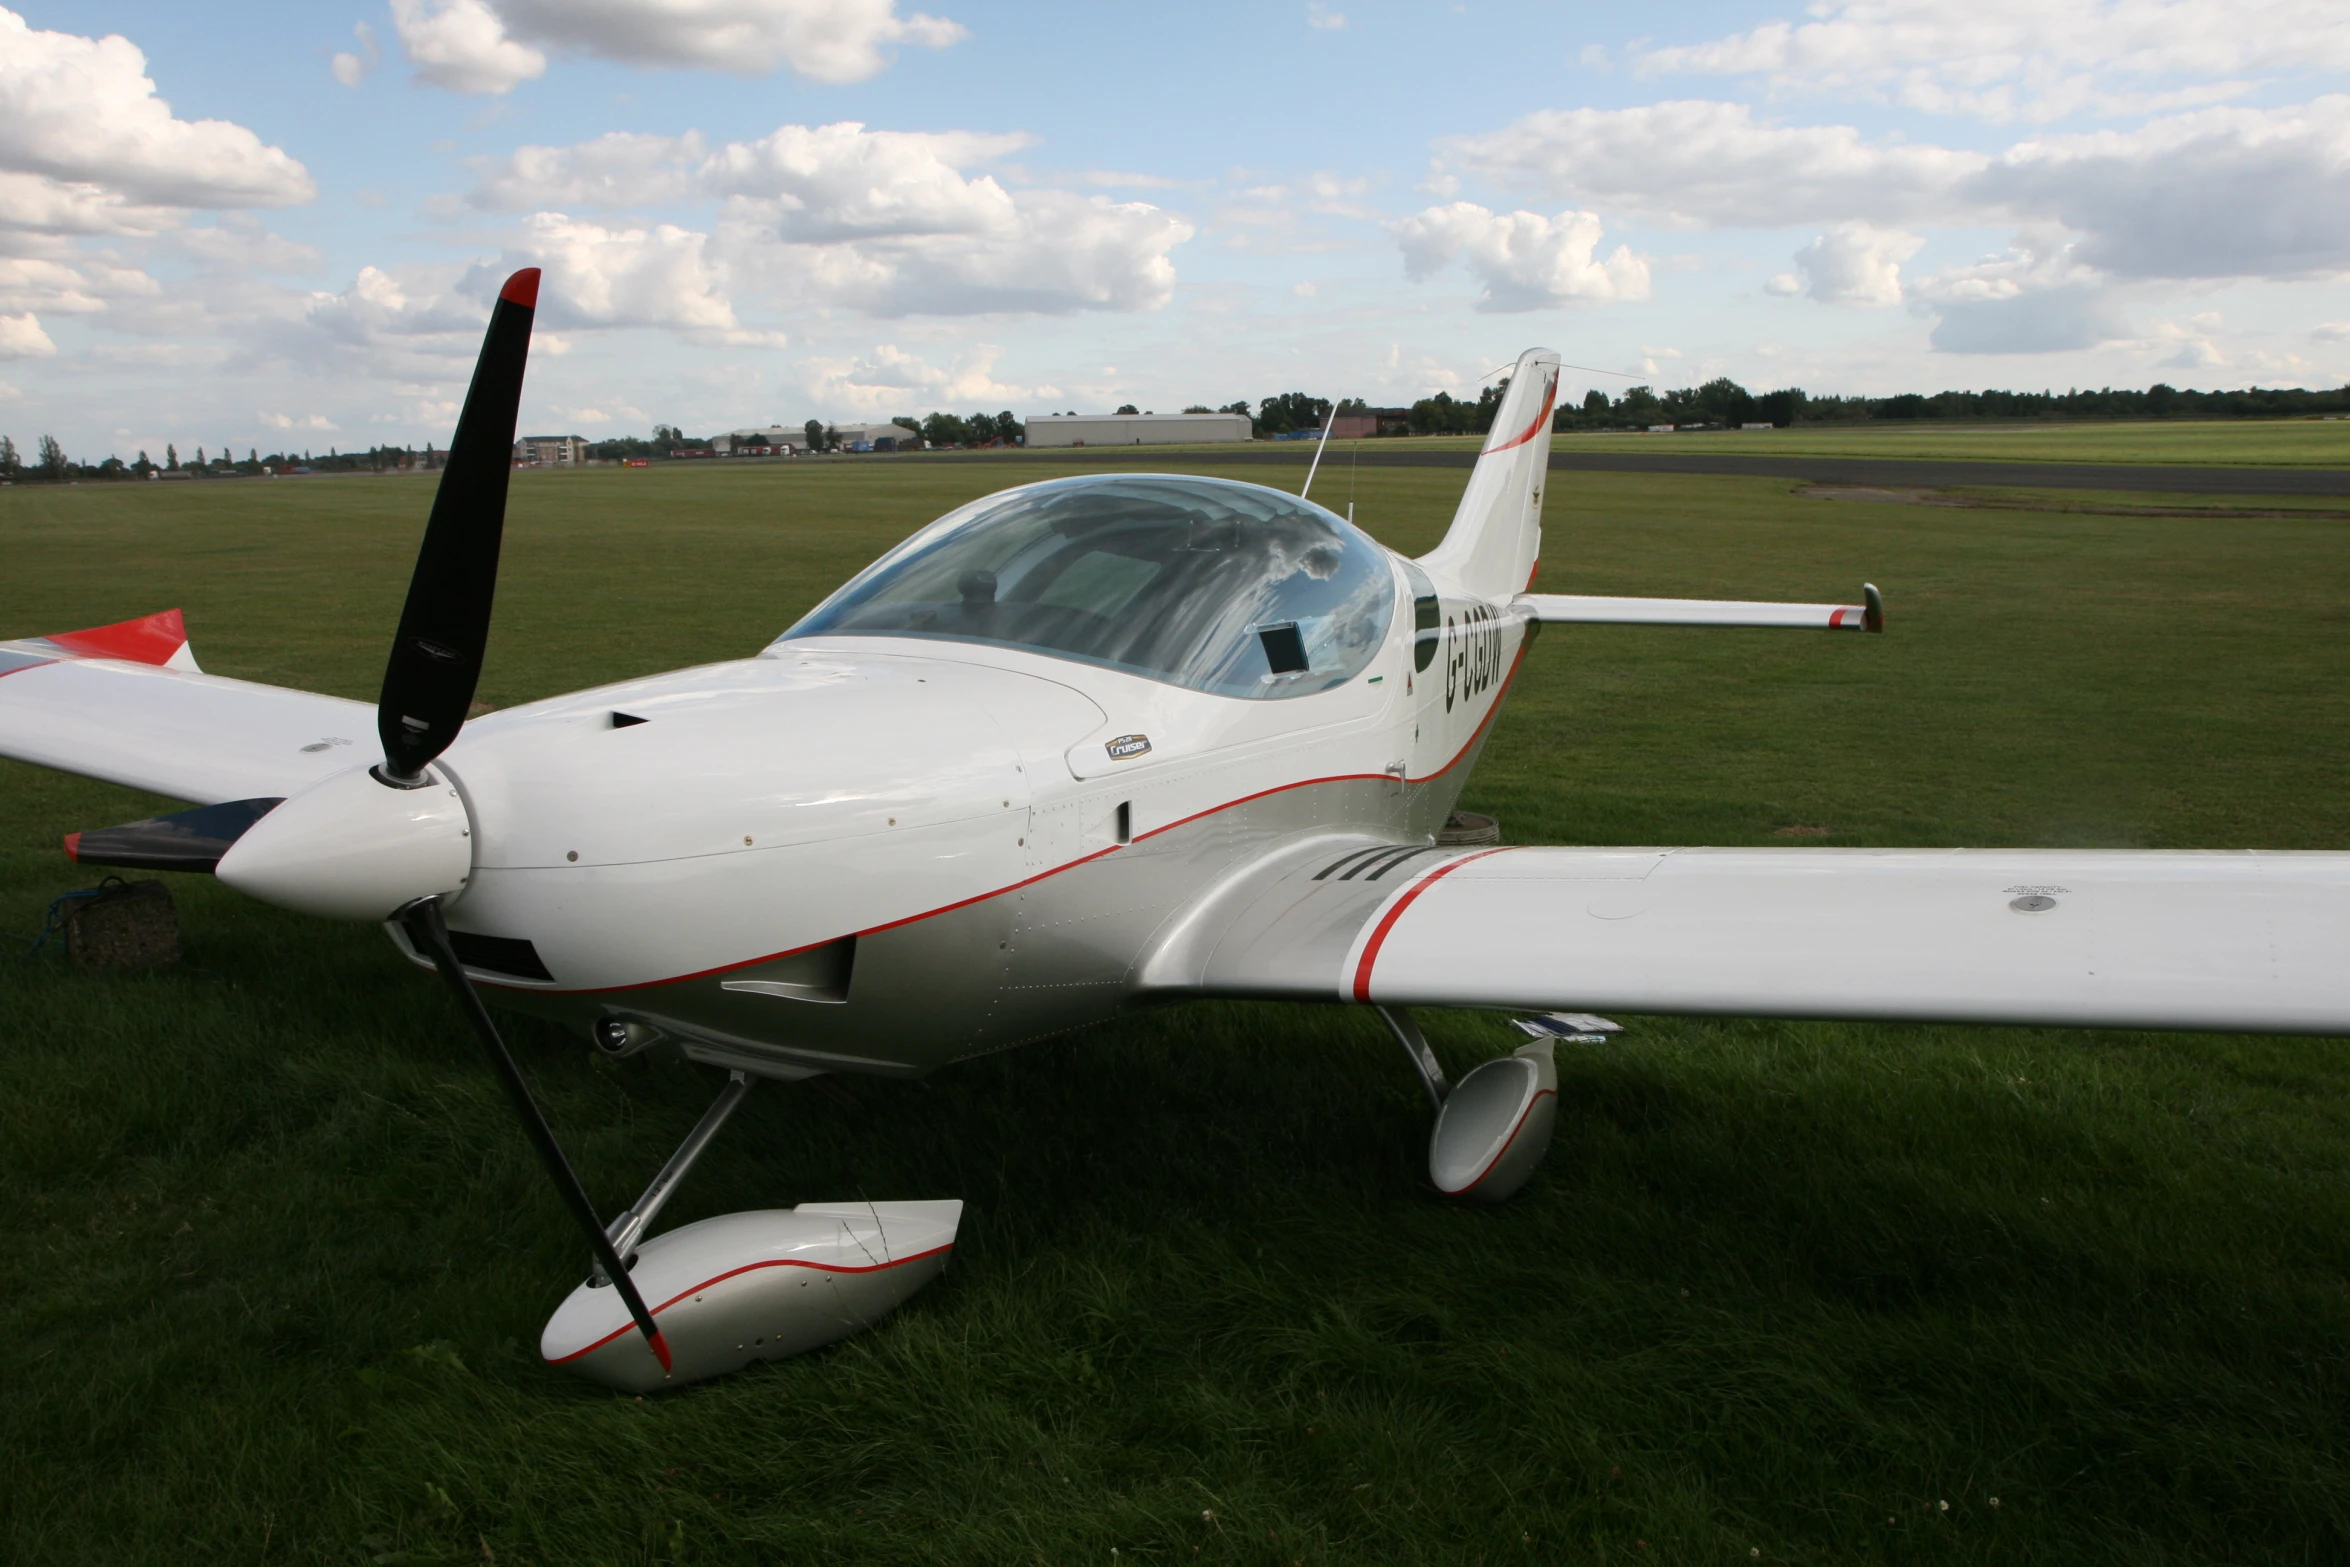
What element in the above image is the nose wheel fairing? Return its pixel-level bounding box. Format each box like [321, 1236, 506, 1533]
[543, 1202, 963, 1392]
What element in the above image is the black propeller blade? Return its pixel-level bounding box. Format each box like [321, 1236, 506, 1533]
[398, 896, 673, 1377]
[376, 268, 540, 787]
[65, 797, 283, 873]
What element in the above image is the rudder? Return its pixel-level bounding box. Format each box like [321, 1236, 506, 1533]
[1418, 349, 1560, 600]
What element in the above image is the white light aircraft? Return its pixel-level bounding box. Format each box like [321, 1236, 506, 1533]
[8, 272, 2347, 1392]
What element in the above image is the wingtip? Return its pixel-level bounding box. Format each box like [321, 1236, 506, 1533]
[499, 268, 542, 308]
[42, 607, 190, 667]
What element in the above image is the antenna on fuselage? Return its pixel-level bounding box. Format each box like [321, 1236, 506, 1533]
[1300, 397, 1338, 502]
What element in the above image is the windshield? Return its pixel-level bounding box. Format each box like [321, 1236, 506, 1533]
[780, 474, 1397, 699]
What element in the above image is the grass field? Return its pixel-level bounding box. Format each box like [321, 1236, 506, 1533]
[7, 459, 2350, 1564]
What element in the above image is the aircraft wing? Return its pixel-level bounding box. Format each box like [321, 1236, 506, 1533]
[0, 610, 374, 806]
[1147, 839, 2350, 1035]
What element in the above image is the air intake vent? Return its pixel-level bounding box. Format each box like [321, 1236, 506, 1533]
[448, 930, 553, 981]
[1315, 843, 1436, 882]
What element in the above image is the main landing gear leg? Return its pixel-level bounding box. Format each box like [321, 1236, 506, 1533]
[1376, 1004, 1450, 1110]
[538, 1069, 965, 1394]
[1378, 1003, 1561, 1204]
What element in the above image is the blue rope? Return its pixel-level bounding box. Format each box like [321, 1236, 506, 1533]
[14, 879, 127, 956]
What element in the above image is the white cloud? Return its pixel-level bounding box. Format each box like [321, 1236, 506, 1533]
[1394, 202, 1650, 310]
[2157, 336, 2225, 370]
[703, 123, 1034, 239]
[0, 8, 314, 208]
[295, 265, 486, 367]
[799, 342, 1047, 414]
[1443, 100, 1985, 227]
[548, 402, 647, 425]
[389, 0, 548, 94]
[1968, 98, 2350, 280]
[731, 188, 1190, 315]
[1448, 97, 2350, 286]
[395, 0, 965, 92]
[0, 254, 159, 315]
[2314, 321, 2350, 342]
[1911, 231, 2131, 353]
[468, 131, 710, 210]
[331, 21, 382, 86]
[260, 410, 339, 430]
[471, 122, 1191, 317]
[491, 211, 780, 342]
[1785, 223, 1923, 306]
[0, 309, 54, 357]
[0, 171, 178, 238]
[1631, 0, 2350, 124]
[1306, 4, 1346, 30]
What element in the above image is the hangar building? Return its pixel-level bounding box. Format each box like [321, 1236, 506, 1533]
[1025, 411, 1252, 448]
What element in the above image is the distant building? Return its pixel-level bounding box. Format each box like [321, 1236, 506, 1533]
[1329, 408, 1409, 439]
[712, 425, 805, 455]
[827, 421, 922, 452]
[1025, 411, 1252, 448]
[515, 433, 587, 466]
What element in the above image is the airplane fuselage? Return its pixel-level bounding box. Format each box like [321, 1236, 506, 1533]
[416, 557, 1534, 1080]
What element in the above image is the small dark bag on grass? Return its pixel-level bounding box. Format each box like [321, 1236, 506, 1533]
[66, 879, 181, 969]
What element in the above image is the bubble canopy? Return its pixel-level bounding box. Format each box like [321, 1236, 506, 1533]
[780, 475, 1399, 699]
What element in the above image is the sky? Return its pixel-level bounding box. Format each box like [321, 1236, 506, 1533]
[4, 0, 2349, 461]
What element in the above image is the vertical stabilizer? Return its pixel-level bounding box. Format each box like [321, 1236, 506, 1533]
[1418, 348, 1561, 600]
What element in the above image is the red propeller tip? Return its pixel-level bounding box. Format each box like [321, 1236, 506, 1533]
[648, 1329, 674, 1374]
[62, 831, 81, 862]
[499, 268, 542, 308]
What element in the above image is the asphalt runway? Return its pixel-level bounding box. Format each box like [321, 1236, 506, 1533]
[919, 445, 2350, 497]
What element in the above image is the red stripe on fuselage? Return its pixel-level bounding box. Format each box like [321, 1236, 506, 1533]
[469, 626, 1536, 997]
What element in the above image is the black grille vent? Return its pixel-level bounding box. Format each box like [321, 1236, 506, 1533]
[448, 930, 553, 981]
[1315, 843, 1437, 882]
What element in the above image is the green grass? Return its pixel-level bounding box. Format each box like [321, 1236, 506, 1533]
[6, 464, 2350, 1564]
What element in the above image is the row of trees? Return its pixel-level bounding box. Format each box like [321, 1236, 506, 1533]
[15, 375, 2350, 482]
[0, 437, 433, 482]
[1397, 375, 2350, 436]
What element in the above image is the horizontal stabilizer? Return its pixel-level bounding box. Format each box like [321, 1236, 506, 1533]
[1517, 584, 1882, 631]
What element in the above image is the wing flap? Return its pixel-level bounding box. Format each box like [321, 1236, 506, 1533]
[1176, 844, 2350, 1036]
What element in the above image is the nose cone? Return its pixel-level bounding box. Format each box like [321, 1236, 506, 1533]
[216, 763, 472, 921]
